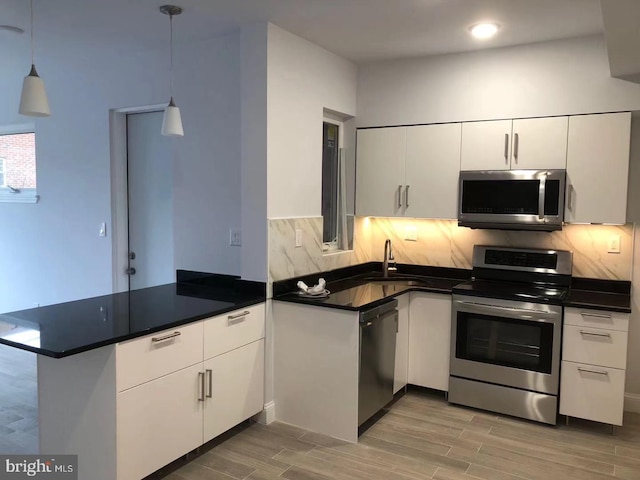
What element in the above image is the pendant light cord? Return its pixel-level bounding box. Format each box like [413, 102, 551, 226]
[169, 13, 174, 98]
[30, 0, 34, 65]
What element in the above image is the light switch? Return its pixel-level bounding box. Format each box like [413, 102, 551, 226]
[608, 235, 621, 254]
[229, 228, 242, 246]
[295, 229, 303, 247]
[99, 222, 107, 237]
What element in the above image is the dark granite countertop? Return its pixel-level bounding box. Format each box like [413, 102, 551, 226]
[0, 271, 266, 358]
[274, 262, 632, 314]
[564, 277, 632, 313]
[273, 263, 471, 311]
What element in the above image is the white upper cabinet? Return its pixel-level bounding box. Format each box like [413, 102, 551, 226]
[565, 112, 631, 224]
[460, 120, 512, 170]
[511, 117, 568, 170]
[461, 117, 568, 171]
[405, 123, 461, 219]
[356, 124, 461, 219]
[356, 127, 406, 217]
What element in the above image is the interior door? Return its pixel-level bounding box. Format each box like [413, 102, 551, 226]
[126, 111, 174, 290]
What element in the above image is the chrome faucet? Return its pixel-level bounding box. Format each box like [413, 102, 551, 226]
[383, 239, 397, 277]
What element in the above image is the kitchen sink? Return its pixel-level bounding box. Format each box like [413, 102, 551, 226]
[362, 277, 432, 287]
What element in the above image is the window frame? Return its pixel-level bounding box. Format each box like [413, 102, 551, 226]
[322, 116, 345, 253]
[0, 123, 39, 204]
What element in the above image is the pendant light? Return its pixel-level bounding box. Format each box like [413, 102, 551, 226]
[19, 0, 50, 117]
[160, 5, 184, 137]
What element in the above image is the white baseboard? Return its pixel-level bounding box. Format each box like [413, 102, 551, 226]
[254, 401, 276, 425]
[625, 393, 640, 413]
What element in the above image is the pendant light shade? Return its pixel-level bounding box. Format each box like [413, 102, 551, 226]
[162, 97, 184, 137]
[20, 0, 50, 117]
[19, 64, 50, 117]
[160, 5, 183, 137]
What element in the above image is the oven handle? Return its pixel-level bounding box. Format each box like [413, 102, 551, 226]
[454, 301, 559, 321]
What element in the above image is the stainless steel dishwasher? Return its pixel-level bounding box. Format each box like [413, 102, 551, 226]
[358, 299, 398, 427]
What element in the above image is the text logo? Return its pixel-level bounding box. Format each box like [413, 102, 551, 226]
[0, 456, 77, 480]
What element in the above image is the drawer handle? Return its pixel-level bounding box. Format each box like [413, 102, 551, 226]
[206, 369, 213, 398]
[578, 367, 609, 376]
[198, 372, 205, 401]
[580, 312, 612, 320]
[151, 331, 181, 343]
[579, 330, 611, 339]
[228, 310, 250, 324]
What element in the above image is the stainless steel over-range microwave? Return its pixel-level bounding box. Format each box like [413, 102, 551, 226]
[458, 170, 566, 231]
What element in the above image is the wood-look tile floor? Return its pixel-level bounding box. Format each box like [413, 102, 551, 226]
[157, 390, 640, 480]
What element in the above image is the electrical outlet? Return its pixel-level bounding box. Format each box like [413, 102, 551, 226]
[295, 229, 303, 247]
[229, 228, 242, 247]
[607, 235, 621, 254]
[404, 225, 418, 241]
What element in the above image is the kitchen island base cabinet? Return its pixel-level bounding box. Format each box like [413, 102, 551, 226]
[38, 303, 266, 480]
[117, 364, 204, 480]
[408, 292, 452, 392]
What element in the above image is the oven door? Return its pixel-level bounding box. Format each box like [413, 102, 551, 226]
[458, 170, 565, 231]
[450, 295, 562, 395]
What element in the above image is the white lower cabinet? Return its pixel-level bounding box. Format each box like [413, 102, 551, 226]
[393, 294, 410, 394]
[408, 292, 452, 391]
[560, 307, 629, 426]
[115, 304, 266, 480]
[204, 339, 265, 442]
[117, 363, 204, 480]
[560, 361, 626, 426]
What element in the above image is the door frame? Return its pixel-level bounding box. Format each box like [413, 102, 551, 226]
[110, 104, 166, 293]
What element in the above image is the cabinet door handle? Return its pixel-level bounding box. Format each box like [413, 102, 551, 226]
[513, 133, 519, 162]
[579, 330, 611, 338]
[206, 369, 213, 398]
[404, 185, 410, 208]
[151, 331, 181, 343]
[198, 372, 205, 401]
[397, 185, 403, 208]
[580, 312, 612, 320]
[504, 133, 509, 162]
[228, 310, 250, 325]
[567, 184, 574, 211]
[578, 367, 609, 376]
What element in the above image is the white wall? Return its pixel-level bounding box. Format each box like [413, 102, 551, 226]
[0, 33, 241, 313]
[266, 24, 357, 218]
[357, 35, 640, 127]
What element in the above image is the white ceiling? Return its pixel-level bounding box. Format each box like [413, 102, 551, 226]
[1, 0, 604, 63]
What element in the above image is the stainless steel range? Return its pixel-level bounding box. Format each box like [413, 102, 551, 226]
[449, 245, 573, 425]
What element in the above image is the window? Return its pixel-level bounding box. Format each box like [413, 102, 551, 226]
[321, 114, 355, 252]
[0, 125, 38, 203]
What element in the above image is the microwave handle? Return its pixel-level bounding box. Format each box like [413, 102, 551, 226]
[538, 172, 547, 220]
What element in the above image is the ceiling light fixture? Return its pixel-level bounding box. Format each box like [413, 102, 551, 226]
[19, 0, 50, 117]
[469, 23, 500, 40]
[160, 5, 184, 137]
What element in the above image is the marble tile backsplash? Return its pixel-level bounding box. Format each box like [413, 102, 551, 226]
[269, 216, 633, 282]
[268, 216, 370, 282]
[370, 218, 634, 281]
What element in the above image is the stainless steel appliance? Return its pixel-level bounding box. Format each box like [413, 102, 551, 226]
[458, 170, 566, 231]
[359, 299, 397, 427]
[449, 246, 573, 425]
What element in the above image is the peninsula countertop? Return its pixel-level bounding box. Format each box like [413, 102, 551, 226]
[0, 272, 266, 358]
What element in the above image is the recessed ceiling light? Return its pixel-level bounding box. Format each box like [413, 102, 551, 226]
[0, 25, 25, 35]
[469, 23, 500, 40]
